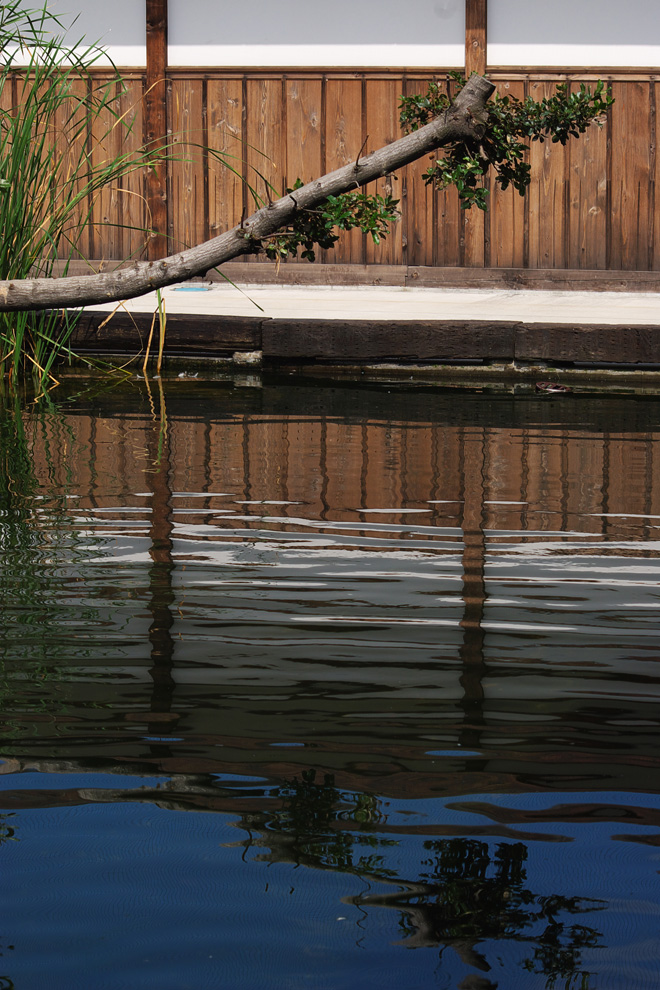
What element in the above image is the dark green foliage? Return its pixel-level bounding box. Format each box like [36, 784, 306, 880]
[399, 75, 614, 210]
[261, 180, 399, 262]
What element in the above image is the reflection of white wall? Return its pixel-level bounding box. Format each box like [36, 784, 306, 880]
[489, 0, 660, 66]
[168, 0, 464, 66]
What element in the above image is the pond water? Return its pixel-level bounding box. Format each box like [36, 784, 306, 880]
[1, 374, 659, 990]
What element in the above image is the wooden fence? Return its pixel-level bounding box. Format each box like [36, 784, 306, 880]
[42, 67, 660, 279]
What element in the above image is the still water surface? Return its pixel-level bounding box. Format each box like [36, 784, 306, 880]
[1, 376, 659, 989]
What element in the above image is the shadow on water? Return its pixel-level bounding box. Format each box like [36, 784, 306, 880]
[1, 374, 660, 989]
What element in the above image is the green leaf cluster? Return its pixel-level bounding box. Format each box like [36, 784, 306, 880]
[399, 76, 614, 210]
[262, 179, 399, 262]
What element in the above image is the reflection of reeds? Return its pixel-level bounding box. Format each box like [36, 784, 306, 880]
[142, 288, 167, 376]
[0, 384, 86, 730]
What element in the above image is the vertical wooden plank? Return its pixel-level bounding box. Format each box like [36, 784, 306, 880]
[169, 76, 205, 252]
[463, 43, 486, 273]
[89, 75, 124, 261]
[245, 77, 285, 264]
[364, 77, 404, 266]
[207, 79, 245, 236]
[649, 80, 656, 272]
[654, 81, 660, 271]
[567, 76, 609, 270]
[285, 78, 322, 188]
[609, 80, 652, 271]
[285, 76, 323, 268]
[465, 0, 487, 79]
[463, 202, 485, 267]
[246, 77, 285, 204]
[117, 75, 148, 261]
[145, 0, 168, 260]
[402, 75, 436, 268]
[527, 79, 568, 269]
[435, 75, 464, 268]
[487, 78, 527, 269]
[54, 76, 92, 263]
[323, 77, 364, 264]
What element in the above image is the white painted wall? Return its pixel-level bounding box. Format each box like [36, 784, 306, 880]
[167, 0, 465, 67]
[44, 0, 145, 65]
[12, 1, 660, 68]
[489, 0, 660, 66]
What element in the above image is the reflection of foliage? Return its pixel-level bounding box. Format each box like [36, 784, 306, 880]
[391, 839, 604, 989]
[244, 769, 396, 879]
[0, 814, 17, 844]
[0, 388, 86, 729]
[243, 776, 605, 990]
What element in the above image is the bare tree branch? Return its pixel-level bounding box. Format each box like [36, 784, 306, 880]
[0, 74, 495, 313]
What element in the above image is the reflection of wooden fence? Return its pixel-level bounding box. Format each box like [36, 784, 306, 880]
[36, 399, 660, 536]
[40, 68, 660, 280]
[21, 394, 660, 796]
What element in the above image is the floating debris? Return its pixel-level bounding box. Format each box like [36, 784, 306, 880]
[536, 380, 573, 394]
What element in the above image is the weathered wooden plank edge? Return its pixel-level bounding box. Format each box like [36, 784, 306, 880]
[51, 260, 660, 291]
[262, 320, 517, 360]
[516, 324, 660, 363]
[69, 311, 263, 354]
[64, 310, 660, 366]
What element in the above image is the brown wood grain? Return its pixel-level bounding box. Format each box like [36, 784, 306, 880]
[70, 311, 262, 355]
[323, 77, 364, 264]
[244, 77, 285, 267]
[285, 78, 323, 189]
[262, 320, 517, 361]
[145, 0, 168, 259]
[528, 80, 568, 269]
[401, 76, 437, 268]
[609, 80, 652, 271]
[434, 75, 463, 268]
[364, 77, 404, 266]
[15, 67, 660, 279]
[54, 76, 92, 263]
[207, 79, 245, 237]
[487, 79, 527, 269]
[567, 77, 609, 270]
[465, 0, 487, 79]
[169, 77, 206, 253]
[90, 77, 123, 261]
[117, 76, 149, 262]
[655, 82, 660, 272]
[516, 324, 660, 364]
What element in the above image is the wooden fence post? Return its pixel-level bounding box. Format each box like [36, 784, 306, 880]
[463, 0, 488, 268]
[146, 0, 169, 260]
[465, 0, 487, 79]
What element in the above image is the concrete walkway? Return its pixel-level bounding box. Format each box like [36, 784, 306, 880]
[87, 283, 660, 326]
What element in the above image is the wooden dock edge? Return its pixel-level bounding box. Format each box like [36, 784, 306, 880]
[67, 310, 660, 371]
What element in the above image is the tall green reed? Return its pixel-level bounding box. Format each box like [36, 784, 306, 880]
[0, 1, 168, 388]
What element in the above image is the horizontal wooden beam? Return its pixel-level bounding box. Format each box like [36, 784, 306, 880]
[67, 310, 660, 368]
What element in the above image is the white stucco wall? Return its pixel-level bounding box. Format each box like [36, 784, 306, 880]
[167, 0, 464, 66]
[45, 0, 146, 64]
[489, 0, 660, 66]
[13, 1, 660, 68]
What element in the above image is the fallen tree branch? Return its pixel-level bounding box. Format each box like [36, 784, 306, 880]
[0, 74, 495, 313]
